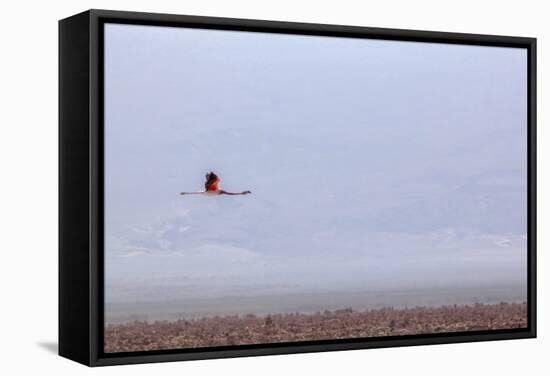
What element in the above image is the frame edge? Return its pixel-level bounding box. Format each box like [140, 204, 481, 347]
[59, 10, 93, 367]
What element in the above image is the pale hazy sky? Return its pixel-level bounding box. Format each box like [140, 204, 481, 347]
[104, 23, 527, 301]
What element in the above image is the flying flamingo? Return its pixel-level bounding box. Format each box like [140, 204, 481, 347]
[180, 172, 252, 196]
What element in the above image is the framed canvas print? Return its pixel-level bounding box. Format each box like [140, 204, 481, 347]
[59, 9, 536, 366]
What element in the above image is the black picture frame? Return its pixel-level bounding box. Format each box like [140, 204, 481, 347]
[59, 9, 537, 367]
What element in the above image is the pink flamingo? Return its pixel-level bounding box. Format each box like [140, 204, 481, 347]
[180, 172, 251, 196]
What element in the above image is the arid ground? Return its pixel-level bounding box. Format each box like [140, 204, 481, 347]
[104, 302, 527, 353]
